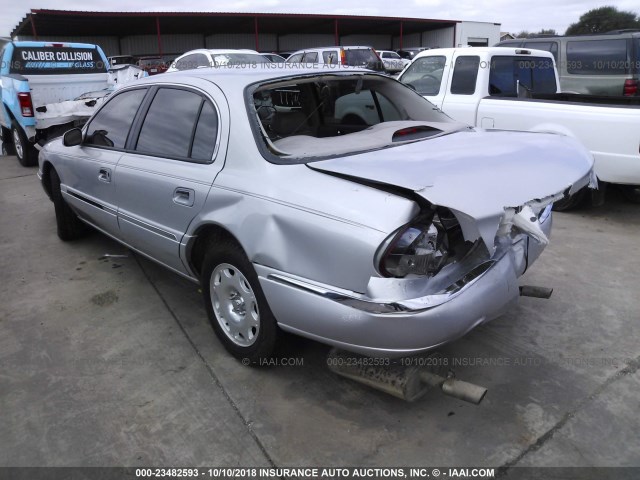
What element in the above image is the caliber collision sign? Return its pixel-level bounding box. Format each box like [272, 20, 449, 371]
[10, 47, 108, 74]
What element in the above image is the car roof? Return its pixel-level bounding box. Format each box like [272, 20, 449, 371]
[177, 49, 261, 57]
[412, 46, 556, 60]
[129, 66, 374, 93]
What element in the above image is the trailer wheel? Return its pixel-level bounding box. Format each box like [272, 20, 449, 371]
[11, 121, 38, 167]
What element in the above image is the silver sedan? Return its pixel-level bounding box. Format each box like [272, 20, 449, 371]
[38, 66, 594, 362]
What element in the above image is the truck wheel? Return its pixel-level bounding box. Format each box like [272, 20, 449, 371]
[50, 168, 87, 241]
[1, 127, 16, 155]
[201, 240, 280, 364]
[552, 188, 587, 212]
[11, 121, 38, 167]
[620, 185, 640, 204]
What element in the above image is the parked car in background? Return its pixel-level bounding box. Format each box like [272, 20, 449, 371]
[261, 53, 287, 63]
[0, 40, 110, 166]
[167, 49, 270, 72]
[377, 50, 410, 73]
[398, 47, 640, 208]
[285, 46, 385, 72]
[38, 67, 593, 362]
[108, 55, 138, 66]
[397, 47, 429, 60]
[137, 56, 168, 75]
[495, 31, 640, 96]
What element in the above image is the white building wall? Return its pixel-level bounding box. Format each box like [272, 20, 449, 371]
[455, 21, 500, 47]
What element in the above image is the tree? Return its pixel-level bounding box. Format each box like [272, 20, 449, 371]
[566, 6, 640, 35]
[516, 29, 558, 39]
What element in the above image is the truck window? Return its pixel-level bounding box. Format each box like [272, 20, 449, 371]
[399, 56, 446, 96]
[10, 46, 107, 75]
[566, 40, 628, 75]
[450, 56, 480, 95]
[489, 56, 557, 96]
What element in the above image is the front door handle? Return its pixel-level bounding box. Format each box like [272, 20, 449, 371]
[173, 187, 195, 207]
[98, 167, 111, 183]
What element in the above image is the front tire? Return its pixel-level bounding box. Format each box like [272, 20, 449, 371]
[620, 185, 640, 204]
[11, 121, 38, 167]
[201, 240, 279, 363]
[50, 168, 87, 241]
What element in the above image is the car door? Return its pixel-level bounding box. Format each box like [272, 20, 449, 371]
[114, 83, 227, 275]
[60, 87, 147, 237]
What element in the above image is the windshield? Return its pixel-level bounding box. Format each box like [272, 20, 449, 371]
[10, 46, 107, 75]
[138, 58, 164, 67]
[399, 56, 447, 96]
[249, 74, 459, 163]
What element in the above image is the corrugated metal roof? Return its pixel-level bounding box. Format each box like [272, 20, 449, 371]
[12, 9, 459, 39]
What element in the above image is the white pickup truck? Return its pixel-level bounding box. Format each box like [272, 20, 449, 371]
[397, 47, 640, 208]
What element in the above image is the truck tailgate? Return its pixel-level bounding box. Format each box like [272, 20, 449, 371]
[24, 73, 109, 109]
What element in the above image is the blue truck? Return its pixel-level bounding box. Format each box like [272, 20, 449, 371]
[1, 41, 110, 166]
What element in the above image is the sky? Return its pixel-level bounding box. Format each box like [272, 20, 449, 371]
[2, 0, 639, 38]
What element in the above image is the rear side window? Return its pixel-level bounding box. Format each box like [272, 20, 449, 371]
[566, 39, 628, 75]
[303, 52, 319, 63]
[489, 56, 557, 96]
[450, 56, 480, 95]
[523, 41, 559, 62]
[322, 51, 338, 64]
[345, 49, 378, 66]
[85, 89, 147, 149]
[10, 46, 107, 74]
[135, 88, 217, 162]
[175, 53, 209, 71]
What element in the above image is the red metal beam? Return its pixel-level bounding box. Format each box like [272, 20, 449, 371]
[334, 19, 339, 46]
[156, 16, 163, 56]
[30, 13, 38, 39]
[254, 16, 260, 51]
[399, 21, 403, 50]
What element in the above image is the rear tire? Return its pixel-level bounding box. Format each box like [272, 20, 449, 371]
[11, 121, 38, 167]
[50, 168, 87, 241]
[201, 240, 279, 363]
[552, 188, 587, 212]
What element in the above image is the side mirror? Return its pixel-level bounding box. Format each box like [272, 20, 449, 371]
[63, 128, 83, 147]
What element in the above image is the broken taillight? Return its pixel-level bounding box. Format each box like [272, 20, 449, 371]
[340, 49, 347, 66]
[623, 79, 638, 96]
[17, 92, 34, 117]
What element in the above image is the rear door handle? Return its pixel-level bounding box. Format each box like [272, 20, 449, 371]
[173, 187, 195, 207]
[98, 167, 111, 183]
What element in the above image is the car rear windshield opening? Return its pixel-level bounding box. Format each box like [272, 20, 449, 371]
[249, 74, 457, 162]
[10, 46, 107, 75]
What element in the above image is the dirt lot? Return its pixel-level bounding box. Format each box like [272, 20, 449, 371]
[1, 154, 639, 470]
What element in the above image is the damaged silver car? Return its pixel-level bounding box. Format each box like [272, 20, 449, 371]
[38, 67, 594, 362]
